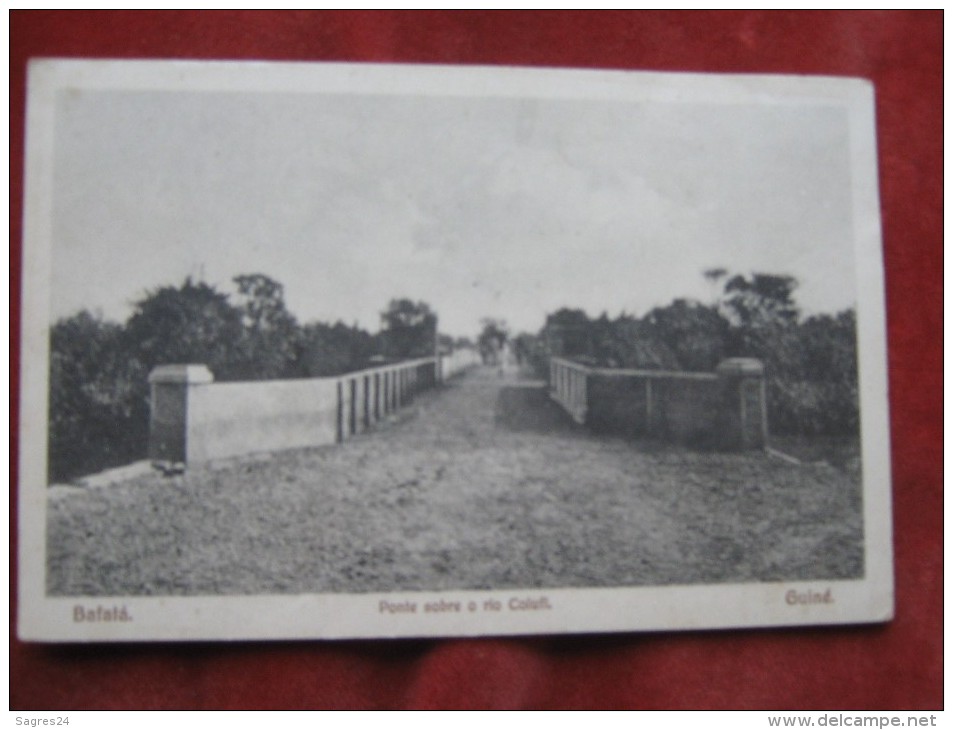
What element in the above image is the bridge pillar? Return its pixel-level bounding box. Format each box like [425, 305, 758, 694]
[148, 364, 214, 464]
[716, 358, 768, 450]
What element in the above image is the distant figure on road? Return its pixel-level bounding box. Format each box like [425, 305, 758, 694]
[498, 342, 517, 379]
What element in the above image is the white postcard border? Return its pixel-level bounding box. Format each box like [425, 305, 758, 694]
[18, 59, 893, 642]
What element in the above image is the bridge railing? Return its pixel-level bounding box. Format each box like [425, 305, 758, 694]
[549, 356, 767, 450]
[337, 358, 439, 442]
[149, 357, 442, 466]
[550, 357, 590, 424]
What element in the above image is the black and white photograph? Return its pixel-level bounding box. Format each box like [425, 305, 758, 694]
[18, 60, 893, 641]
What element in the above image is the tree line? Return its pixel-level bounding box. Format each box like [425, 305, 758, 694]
[512, 271, 859, 438]
[49, 274, 443, 481]
[50, 269, 859, 481]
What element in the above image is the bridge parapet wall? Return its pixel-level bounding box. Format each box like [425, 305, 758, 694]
[149, 358, 438, 465]
[549, 357, 767, 450]
[438, 347, 481, 381]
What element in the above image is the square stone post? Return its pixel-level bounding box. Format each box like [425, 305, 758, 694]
[347, 377, 357, 436]
[148, 364, 214, 464]
[336, 380, 346, 442]
[373, 373, 382, 422]
[351, 377, 360, 435]
[716, 358, 768, 450]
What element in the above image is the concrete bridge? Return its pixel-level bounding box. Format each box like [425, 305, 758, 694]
[147, 352, 766, 469]
[47, 361, 862, 597]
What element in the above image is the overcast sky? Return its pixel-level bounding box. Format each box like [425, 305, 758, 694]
[50, 88, 856, 338]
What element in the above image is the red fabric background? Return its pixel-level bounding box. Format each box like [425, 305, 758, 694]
[9, 11, 942, 710]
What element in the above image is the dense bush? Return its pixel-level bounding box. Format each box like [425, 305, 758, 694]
[754, 311, 859, 435]
[295, 322, 379, 377]
[49, 311, 148, 481]
[518, 273, 859, 438]
[379, 299, 438, 360]
[49, 275, 437, 482]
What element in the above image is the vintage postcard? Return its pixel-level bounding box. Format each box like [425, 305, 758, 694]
[18, 60, 892, 641]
